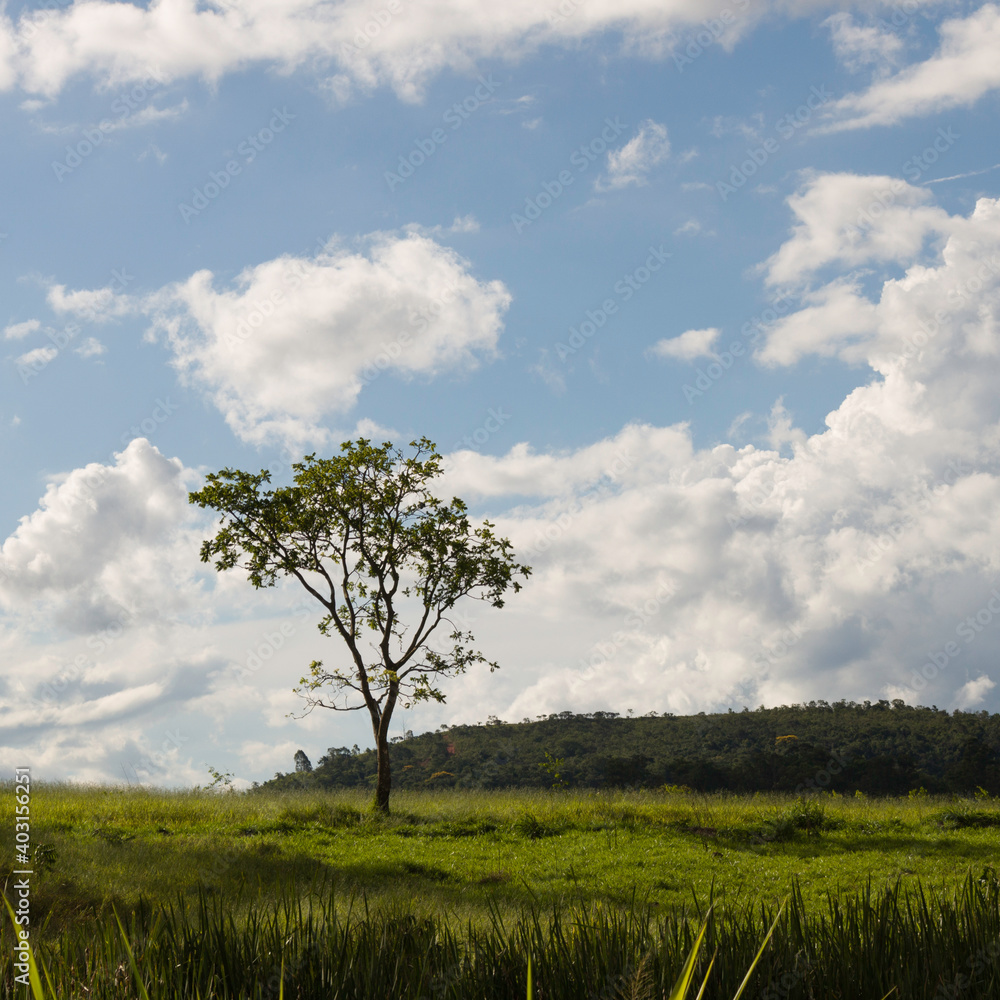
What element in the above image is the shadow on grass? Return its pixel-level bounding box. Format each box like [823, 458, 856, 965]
[701, 829, 1000, 864]
[7, 830, 631, 933]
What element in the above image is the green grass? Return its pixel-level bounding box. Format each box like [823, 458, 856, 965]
[4, 784, 1000, 997]
[4, 783, 998, 927]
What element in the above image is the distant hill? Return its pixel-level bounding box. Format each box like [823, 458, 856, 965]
[261, 700, 1000, 796]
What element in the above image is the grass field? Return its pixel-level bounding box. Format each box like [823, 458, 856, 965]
[3, 784, 1000, 997]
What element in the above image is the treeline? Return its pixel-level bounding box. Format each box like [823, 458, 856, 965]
[263, 700, 1000, 796]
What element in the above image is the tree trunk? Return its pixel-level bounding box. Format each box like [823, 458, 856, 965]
[374, 736, 391, 813]
[372, 683, 399, 814]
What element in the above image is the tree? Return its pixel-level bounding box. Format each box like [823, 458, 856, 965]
[294, 749, 313, 773]
[189, 437, 530, 813]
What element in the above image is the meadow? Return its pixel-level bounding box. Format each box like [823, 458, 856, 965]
[3, 783, 1000, 997]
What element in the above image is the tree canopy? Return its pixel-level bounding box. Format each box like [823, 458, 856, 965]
[189, 437, 530, 811]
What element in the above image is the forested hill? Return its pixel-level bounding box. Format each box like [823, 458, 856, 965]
[264, 701, 1000, 796]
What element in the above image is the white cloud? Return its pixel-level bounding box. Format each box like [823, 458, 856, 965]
[111, 99, 188, 130]
[138, 141, 168, 164]
[148, 232, 508, 447]
[443, 427, 662, 501]
[823, 12, 904, 74]
[596, 119, 670, 190]
[650, 327, 720, 361]
[674, 219, 702, 236]
[709, 113, 764, 141]
[0, 437, 343, 785]
[756, 172, 1000, 368]
[403, 214, 480, 237]
[42, 230, 510, 448]
[954, 675, 996, 709]
[74, 336, 106, 358]
[4, 319, 40, 340]
[755, 278, 879, 366]
[0, 1, 856, 101]
[822, 4, 1000, 131]
[14, 345, 57, 368]
[428, 182, 1000, 723]
[529, 350, 567, 395]
[239, 738, 306, 773]
[48, 283, 133, 321]
[0, 0, 973, 122]
[727, 411, 753, 439]
[437, 404, 1000, 723]
[761, 172, 953, 288]
[0, 438, 206, 634]
[38, 99, 191, 138]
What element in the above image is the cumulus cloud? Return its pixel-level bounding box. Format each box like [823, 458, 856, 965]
[760, 172, 955, 288]
[149, 233, 508, 446]
[39, 231, 510, 447]
[756, 172, 1000, 367]
[596, 119, 670, 190]
[427, 181, 1000, 724]
[0, 438, 341, 784]
[755, 279, 879, 366]
[821, 4, 1000, 131]
[0, 438, 204, 633]
[438, 409, 1000, 724]
[443, 430, 654, 502]
[954, 675, 997, 709]
[650, 327, 720, 361]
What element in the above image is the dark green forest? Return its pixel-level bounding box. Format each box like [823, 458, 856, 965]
[265, 701, 1000, 797]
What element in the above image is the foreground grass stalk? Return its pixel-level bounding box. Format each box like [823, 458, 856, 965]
[113, 908, 152, 1000]
[662, 903, 780, 1000]
[668, 916, 709, 999]
[3, 894, 53, 1000]
[5, 872, 1000, 998]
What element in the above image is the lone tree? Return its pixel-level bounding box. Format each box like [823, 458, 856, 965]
[189, 437, 529, 812]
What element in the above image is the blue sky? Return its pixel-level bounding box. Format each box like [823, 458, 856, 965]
[3, 0, 1000, 786]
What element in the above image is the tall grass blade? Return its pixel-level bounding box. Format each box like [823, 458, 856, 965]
[3, 893, 49, 1000]
[667, 911, 710, 1000]
[693, 950, 716, 1000]
[113, 906, 152, 1000]
[731, 901, 785, 1000]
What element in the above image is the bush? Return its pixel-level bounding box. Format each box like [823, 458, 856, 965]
[512, 812, 555, 839]
[788, 797, 825, 834]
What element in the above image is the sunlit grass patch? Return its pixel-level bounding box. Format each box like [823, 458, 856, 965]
[3, 782, 1000, 928]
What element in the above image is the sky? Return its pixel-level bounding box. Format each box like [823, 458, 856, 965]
[2, 0, 1000, 787]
